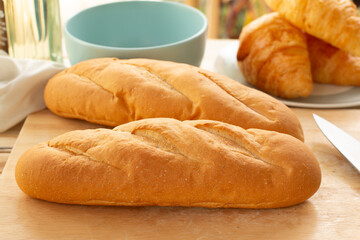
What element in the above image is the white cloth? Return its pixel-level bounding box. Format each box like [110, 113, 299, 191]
[0, 51, 65, 132]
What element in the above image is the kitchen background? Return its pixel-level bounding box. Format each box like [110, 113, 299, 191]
[60, 0, 360, 39]
[1, 0, 360, 61]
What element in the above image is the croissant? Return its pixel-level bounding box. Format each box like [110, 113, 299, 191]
[264, 0, 360, 57]
[307, 34, 360, 86]
[237, 12, 313, 99]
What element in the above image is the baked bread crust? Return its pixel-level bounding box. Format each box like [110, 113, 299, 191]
[237, 12, 313, 99]
[44, 58, 304, 140]
[15, 118, 321, 208]
[264, 0, 360, 57]
[307, 34, 360, 86]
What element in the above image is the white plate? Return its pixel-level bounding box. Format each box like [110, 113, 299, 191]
[213, 41, 360, 108]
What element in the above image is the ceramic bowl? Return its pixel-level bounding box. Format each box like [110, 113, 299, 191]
[64, 0, 208, 66]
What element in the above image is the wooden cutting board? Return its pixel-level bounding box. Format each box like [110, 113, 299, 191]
[0, 109, 359, 239]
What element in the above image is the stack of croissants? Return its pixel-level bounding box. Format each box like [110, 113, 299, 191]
[19, 0, 360, 210]
[237, 0, 360, 98]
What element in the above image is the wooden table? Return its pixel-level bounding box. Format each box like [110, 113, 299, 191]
[1, 39, 360, 239]
[0, 121, 23, 174]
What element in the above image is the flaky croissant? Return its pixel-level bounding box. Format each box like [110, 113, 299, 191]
[264, 0, 360, 57]
[237, 12, 313, 99]
[307, 34, 360, 86]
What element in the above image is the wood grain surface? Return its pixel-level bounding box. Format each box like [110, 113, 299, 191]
[0, 108, 359, 239]
[0, 121, 24, 174]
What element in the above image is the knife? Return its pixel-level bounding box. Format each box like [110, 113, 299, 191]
[313, 114, 360, 172]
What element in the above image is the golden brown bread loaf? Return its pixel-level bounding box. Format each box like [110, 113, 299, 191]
[15, 118, 321, 208]
[44, 58, 304, 140]
[237, 12, 313, 99]
[307, 34, 360, 86]
[264, 0, 360, 57]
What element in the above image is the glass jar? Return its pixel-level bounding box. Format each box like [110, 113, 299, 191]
[1, 0, 63, 63]
[0, 0, 8, 53]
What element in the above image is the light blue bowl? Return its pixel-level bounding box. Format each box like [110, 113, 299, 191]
[64, 1, 208, 66]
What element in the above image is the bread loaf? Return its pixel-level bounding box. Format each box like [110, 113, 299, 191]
[44, 58, 304, 141]
[237, 12, 313, 99]
[264, 0, 360, 57]
[15, 118, 321, 208]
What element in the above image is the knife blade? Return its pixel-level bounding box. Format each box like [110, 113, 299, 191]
[313, 114, 360, 172]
